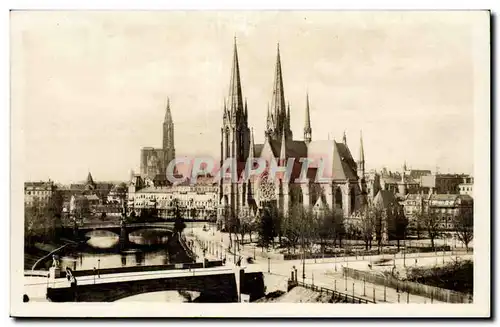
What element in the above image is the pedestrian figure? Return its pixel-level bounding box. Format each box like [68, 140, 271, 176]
[52, 255, 59, 268]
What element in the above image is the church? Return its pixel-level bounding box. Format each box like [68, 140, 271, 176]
[139, 98, 176, 186]
[217, 40, 376, 225]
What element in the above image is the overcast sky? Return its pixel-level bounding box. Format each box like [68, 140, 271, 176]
[12, 11, 482, 184]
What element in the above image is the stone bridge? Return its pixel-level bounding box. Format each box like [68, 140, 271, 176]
[71, 222, 175, 249]
[78, 221, 175, 235]
[46, 264, 265, 302]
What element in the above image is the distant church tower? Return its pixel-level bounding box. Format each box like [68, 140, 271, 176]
[265, 44, 293, 142]
[163, 98, 176, 169]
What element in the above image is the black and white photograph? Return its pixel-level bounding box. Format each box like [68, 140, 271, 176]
[9, 9, 490, 318]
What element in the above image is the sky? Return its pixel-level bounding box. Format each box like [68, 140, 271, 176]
[11, 11, 482, 184]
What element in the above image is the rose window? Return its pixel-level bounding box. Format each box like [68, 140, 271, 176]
[259, 174, 276, 201]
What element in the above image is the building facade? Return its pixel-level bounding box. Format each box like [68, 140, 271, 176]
[24, 180, 57, 207]
[128, 174, 218, 220]
[403, 192, 473, 232]
[458, 176, 474, 197]
[420, 173, 471, 195]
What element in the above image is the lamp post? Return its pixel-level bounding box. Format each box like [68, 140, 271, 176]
[302, 238, 306, 283]
[403, 238, 406, 267]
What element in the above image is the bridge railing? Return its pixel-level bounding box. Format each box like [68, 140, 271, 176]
[24, 270, 49, 277]
[68, 261, 224, 278]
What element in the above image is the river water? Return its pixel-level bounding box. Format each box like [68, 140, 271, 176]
[29, 228, 198, 302]
[59, 229, 173, 271]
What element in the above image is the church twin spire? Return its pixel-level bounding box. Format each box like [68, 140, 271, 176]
[221, 38, 250, 163]
[266, 44, 293, 141]
[228, 37, 244, 120]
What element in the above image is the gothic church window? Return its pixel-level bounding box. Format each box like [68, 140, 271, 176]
[350, 188, 355, 214]
[335, 188, 342, 210]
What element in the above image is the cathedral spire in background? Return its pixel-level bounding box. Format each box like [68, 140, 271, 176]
[162, 97, 176, 171]
[164, 97, 172, 123]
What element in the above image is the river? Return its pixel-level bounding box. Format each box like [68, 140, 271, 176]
[26, 227, 199, 302]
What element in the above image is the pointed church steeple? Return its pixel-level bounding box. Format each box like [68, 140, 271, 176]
[280, 125, 287, 165]
[244, 98, 248, 121]
[86, 172, 94, 185]
[359, 131, 365, 163]
[228, 37, 244, 119]
[357, 130, 365, 179]
[163, 97, 176, 168]
[249, 128, 255, 159]
[269, 43, 290, 141]
[281, 101, 292, 140]
[304, 93, 312, 144]
[266, 102, 272, 136]
[164, 97, 172, 123]
[221, 38, 250, 165]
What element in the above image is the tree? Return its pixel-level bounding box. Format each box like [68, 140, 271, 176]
[384, 203, 409, 249]
[25, 198, 45, 248]
[318, 208, 335, 254]
[391, 206, 409, 250]
[238, 210, 255, 244]
[25, 192, 63, 247]
[421, 210, 441, 251]
[302, 207, 318, 255]
[258, 204, 275, 249]
[454, 209, 473, 252]
[282, 203, 302, 253]
[171, 200, 186, 234]
[190, 208, 197, 220]
[373, 207, 385, 253]
[359, 206, 375, 250]
[332, 208, 345, 248]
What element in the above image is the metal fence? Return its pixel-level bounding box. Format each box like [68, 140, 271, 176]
[343, 267, 472, 304]
[292, 281, 374, 304]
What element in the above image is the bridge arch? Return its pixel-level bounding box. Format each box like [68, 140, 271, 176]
[48, 271, 240, 303]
